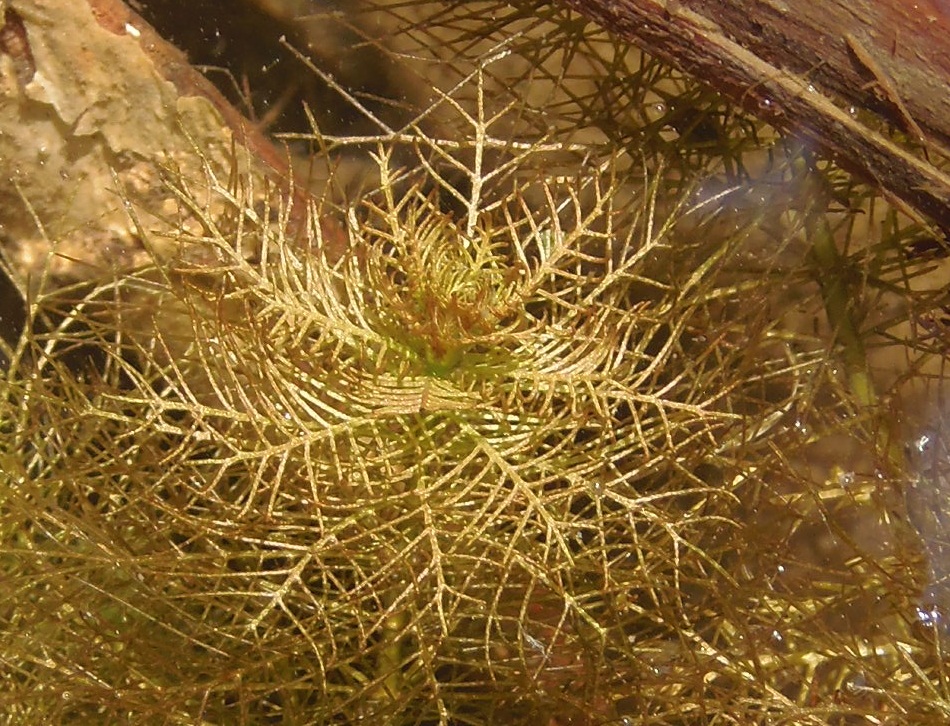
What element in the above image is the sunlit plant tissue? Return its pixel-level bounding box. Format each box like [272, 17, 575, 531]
[2, 2, 950, 724]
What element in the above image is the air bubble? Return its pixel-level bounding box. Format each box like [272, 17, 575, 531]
[835, 469, 855, 487]
[913, 431, 934, 454]
[916, 603, 943, 629]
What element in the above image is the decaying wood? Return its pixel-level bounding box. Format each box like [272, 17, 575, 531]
[84, 0, 294, 178]
[558, 0, 950, 235]
[0, 0, 292, 291]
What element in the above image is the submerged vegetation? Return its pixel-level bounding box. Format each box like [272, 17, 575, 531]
[1, 1, 949, 723]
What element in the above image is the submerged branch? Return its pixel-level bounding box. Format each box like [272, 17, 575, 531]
[557, 0, 950, 234]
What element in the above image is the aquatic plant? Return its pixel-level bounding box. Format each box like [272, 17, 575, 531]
[1, 2, 948, 723]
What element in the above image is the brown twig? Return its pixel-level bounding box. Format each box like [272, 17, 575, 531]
[558, 0, 950, 235]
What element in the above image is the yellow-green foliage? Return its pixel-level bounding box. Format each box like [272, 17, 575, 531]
[1, 2, 949, 724]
